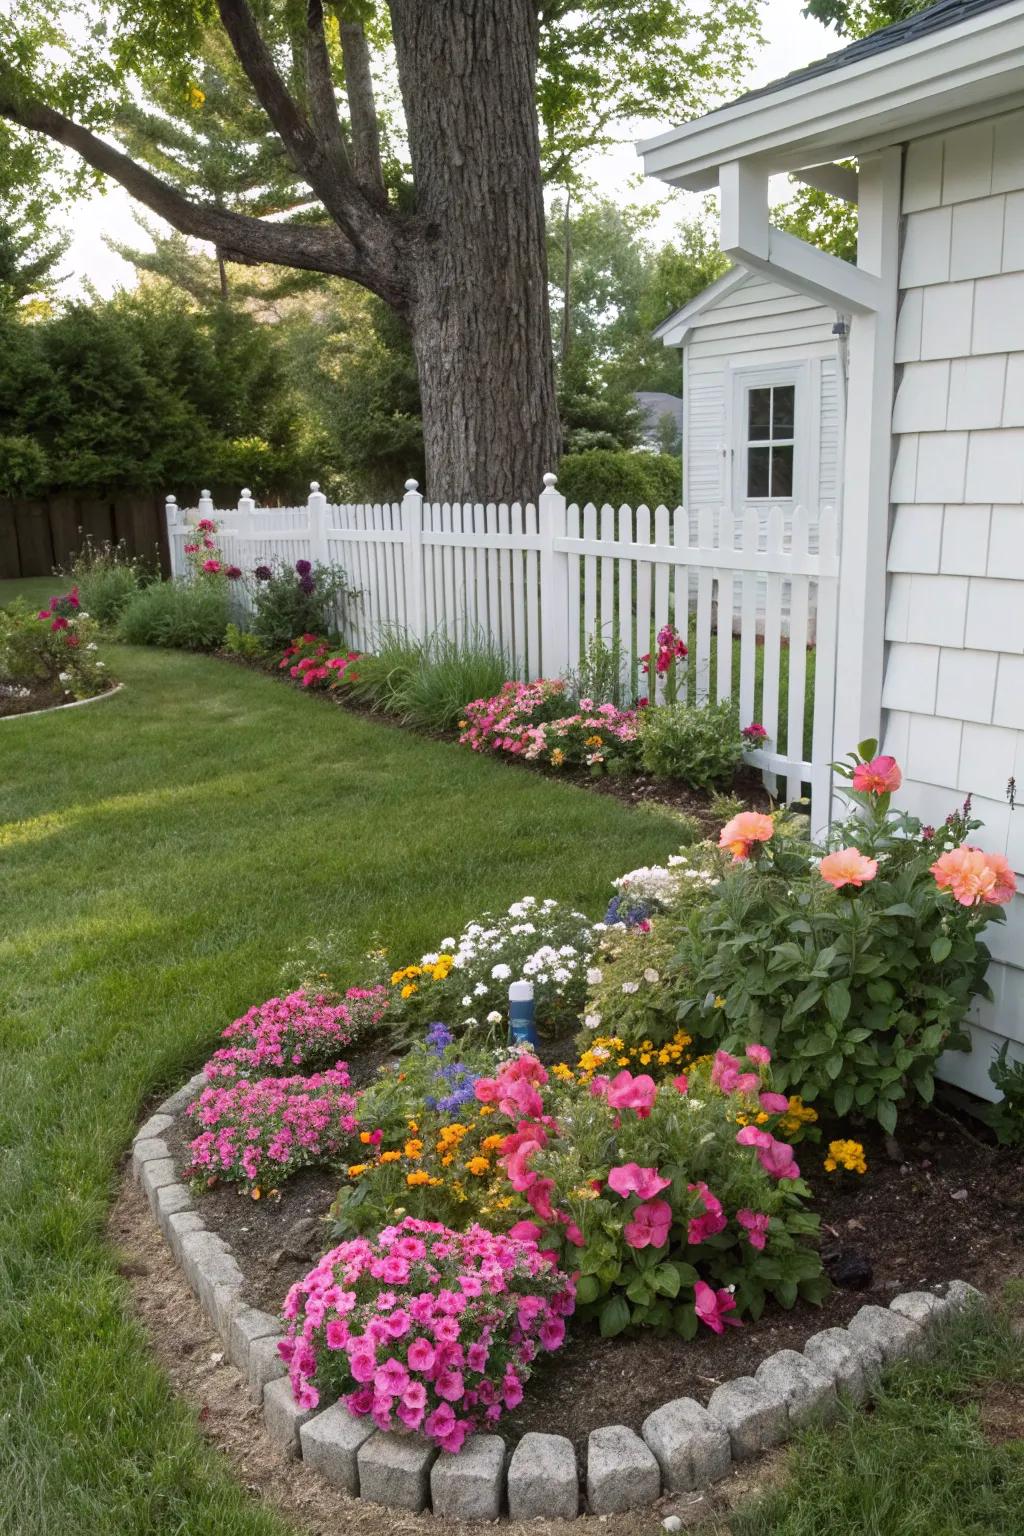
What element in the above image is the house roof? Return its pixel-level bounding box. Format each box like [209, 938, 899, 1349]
[732, 0, 1014, 106]
[652, 268, 749, 345]
[637, 0, 1024, 190]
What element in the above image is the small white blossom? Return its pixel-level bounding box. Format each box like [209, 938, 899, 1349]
[420, 952, 439, 966]
[643, 968, 660, 984]
[473, 982, 488, 996]
[621, 981, 640, 995]
[586, 967, 603, 986]
[491, 963, 511, 980]
[461, 995, 473, 1008]
[440, 936, 456, 949]
[584, 1012, 602, 1030]
[486, 1010, 502, 1025]
[58, 671, 71, 683]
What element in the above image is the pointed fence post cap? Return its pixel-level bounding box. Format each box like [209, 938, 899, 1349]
[542, 471, 558, 488]
[405, 478, 419, 492]
[310, 481, 320, 492]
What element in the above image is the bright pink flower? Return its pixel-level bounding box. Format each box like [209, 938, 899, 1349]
[851, 754, 901, 794]
[607, 1163, 672, 1200]
[745, 1043, 772, 1065]
[819, 847, 878, 890]
[623, 1198, 672, 1249]
[759, 1091, 789, 1114]
[672, 1073, 689, 1095]
[737, 1209, 771, 1251]
[606, 1070, 657, 1118]
[687, 1181, 727, 1245]
[373, 1358, 409, 1398]
[508, 1220, 543, 1246]
[735, 1124, 800, 1181]
[694, 1280, 741, 1334]
[539, 1316, 565, 1350]
[202, 559, 221, 574]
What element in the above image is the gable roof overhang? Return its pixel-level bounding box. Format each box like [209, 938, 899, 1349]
[652, 267, 750, 347]
[638, 0, 1024, 191]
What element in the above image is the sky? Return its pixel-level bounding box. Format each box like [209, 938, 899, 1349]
[55, 0, 837, 298]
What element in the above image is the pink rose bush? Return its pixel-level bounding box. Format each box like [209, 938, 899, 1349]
[278, 1218, 575, 1451]
[678, 743, 1015, 1131]
[184, 1067, 359, 1191]
[458, 678, 639, 773]
[473, 1047, 825, 1338]
[204, 987, 387, 1080]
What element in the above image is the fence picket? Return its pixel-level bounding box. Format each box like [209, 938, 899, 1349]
[786, 505, 812, 806]
[694, 506, 714, 705]
[634, 504, 652, 699]
[617, 504, 634, 699]
[653, 504, 670, 706]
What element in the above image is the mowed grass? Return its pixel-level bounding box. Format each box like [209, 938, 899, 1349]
[0, 573, 65, 609]
[717, 1296, 1024, 1536]
[0, 643, 684, 1536]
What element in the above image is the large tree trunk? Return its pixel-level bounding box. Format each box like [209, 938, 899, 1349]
[390, 0, 560, 504]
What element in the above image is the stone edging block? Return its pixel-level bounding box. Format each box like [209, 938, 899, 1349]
[131, 1070, 989, 1522]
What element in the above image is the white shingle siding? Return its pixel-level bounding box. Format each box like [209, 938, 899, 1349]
[885, 108, 1024, 1095]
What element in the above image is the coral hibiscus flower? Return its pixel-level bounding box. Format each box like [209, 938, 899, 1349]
[818, 847, 878, 889]
[718, 811, 774, 862]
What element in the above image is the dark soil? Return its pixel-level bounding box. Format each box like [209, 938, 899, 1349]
[167, 1074, 1024, 1460]
[0, 678, 117, 717]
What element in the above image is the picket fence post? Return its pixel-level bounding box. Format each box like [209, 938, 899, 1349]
[165, 494, 180, 577]
[538, 471, 569, 678]
[401, 478, 427, 641]
[237, 487, 255, 518]
[197, 488, 215, 520]
[307, 480, 329, 565]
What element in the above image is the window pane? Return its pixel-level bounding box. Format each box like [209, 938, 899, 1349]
[747, 446, 771, 497]
[772, 385, 796, 435]
[771, 445, 794, 498]
[747, 388, 772, 436]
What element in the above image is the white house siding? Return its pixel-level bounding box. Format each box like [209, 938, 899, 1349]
[883, 109, 1024, 1097]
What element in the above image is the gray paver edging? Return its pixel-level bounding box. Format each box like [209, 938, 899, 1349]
[131, 1075, 987, 1521]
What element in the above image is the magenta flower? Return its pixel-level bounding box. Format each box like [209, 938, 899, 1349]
[687, 1181, 727, 1245]
[694, 1280, 741, 1334]
[759, 1091, 790, 1114]
[737, 1209, 771, 1251]
[606, 1069, 657, 1118]
[607, 1162, 672, 1200]
[735, 1124, 800, 1181]
[623, 1198, 672, 1249]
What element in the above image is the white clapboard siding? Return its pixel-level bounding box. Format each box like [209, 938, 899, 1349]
[167, 476, 838, 824]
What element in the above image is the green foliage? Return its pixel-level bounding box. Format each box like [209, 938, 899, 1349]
[775, 178, 859, 263]
[0, 594, 110, 702]
[117, 578, 229, 651]
[0, 431, 47, 495]
[0, 123, 68, 316]
[558, 449, 681, 510]
[61, 535, 153, 626]
[986, 1043, 1024, 1147]
[248, 562, 352, 649]
[804, 0, 928, 38]
[639, 699, 745, 788]
[388, 633, 511, 732]
[222, 622, 268, 661]
[564, 629, 628, 707]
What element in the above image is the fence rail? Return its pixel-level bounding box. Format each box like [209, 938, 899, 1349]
[167, 476, 838, 820]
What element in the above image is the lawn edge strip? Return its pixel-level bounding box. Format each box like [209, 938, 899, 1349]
[0, 681, 125, 723]
[130, 1079, 989, 1521]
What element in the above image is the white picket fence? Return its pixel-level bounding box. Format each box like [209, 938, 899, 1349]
[166, 476, 839, 816]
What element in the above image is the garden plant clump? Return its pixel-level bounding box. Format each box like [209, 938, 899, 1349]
[203, 987, 386, 1080]
[279, 1217, 577, 1451]
[458, 677, 640, 773]
[0, 588, 113, 715]
[184, 1066, 360, 1193]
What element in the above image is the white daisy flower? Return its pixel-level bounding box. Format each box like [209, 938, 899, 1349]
[491, 963, 511, 980]
[586, 967, 603, 986]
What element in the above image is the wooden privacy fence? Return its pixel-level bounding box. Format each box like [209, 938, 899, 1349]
[168, 476, 839, 818]
[0, 493, 170, 579]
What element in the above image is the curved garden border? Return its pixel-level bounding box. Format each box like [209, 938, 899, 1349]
[0, 681, 124, 722]
[132, 1075, 986, 1521]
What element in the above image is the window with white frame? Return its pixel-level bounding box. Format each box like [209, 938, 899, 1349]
[744, 383, 795, 499]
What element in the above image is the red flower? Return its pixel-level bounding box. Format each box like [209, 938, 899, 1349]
[51, 617, 69, 631]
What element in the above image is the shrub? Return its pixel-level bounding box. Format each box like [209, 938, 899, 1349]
[987, 1044, 1024, 1147]
[0, 591, 111, 704]
[223, 622, 269, 660]
[61, 534, 153, 625]
[118, 578, 230, 650]
[383, 896, 595, 1038]
[249, 559, 353, 648]
[638, 698, 745, 788]
[558, 450, 681, 511]
[459, 678, 640, 773]
[674, 746, 1015, 1129]
[183, 1066, 360, 1193]
[279, 1217, 576, 1447]
[563, 631, 628, 708]
[203, 987, 387, 1081]
[475, 1049, 826, 1336]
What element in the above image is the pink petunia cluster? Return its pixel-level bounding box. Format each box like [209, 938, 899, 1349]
[278, 1217, 575, 1453]
[457, 678, 639, 770]
[184, 1066, 360, 1190]
[204, 988, 387, 1079]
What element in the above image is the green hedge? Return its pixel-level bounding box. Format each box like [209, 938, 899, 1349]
[557, 450, 681, 511]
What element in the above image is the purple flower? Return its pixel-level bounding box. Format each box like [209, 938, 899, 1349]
[295, 559, 312, 577]
[299, 574, 316, 594]
[254, 565, 273, 581]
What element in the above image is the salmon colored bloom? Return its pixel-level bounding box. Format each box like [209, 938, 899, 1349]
[931, 845, 1016, 907]
[718, 811, 774, 862]
[818, 847, 878, 890]
[851, 755, 902, 794]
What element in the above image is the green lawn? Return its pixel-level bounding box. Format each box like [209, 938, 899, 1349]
[716, 1295, 1024, 1536]
[0, 573, 65, 609]
[0, 642, 685, 1535]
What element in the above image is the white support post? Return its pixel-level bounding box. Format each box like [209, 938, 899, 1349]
[831, 146, 902, 765]
[307, 480, 329, 566]
[538, 471, 570, 679]
[237, 487, 255, 517]
[401, 478, 426, 642]
[165, 494, 180, 578]
[197, 488, 215, 520]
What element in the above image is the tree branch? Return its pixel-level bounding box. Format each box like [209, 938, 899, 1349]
[303, 0, 348, 164]
[0, 86, 410, 308]
[338, 14, 386, 206]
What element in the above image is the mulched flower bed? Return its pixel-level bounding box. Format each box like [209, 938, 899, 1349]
[0, 678, 118, 718]
[163, 1046, 1024, 1460]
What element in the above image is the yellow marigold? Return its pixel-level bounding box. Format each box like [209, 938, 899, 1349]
[400, 983, 418, 999]
[406, 1169, 432, 1186]
[481, 1134, 505, 1152]
[458, 720, 468, 729]
[404, 1139, 424, 1160]
[379, 1150, 402, 1164]
[585, 734, 604, 747]
[617, 1056, 630, 1067]
[359, 1131, 374, 1144]
[551, 1062, 575, 1082]
[550, 748, 566, 767]
[478, 1104, 494, 1116]
[824, 1139, 867, 1174]
[347, 1164, 369, 1177]
[465, 1156, 491, 1176]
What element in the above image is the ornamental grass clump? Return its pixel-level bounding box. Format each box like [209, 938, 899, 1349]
[203, 987, 386, 1079]
[675, 743, 1016, 1129]
[279, 1217, 576, 1451]
[184, 1066, 360, 1193]
[473, 1046, 825, 1339]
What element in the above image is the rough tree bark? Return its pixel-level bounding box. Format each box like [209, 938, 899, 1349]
[0, 0, 561, 502]
[390, 0, 560, 502]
